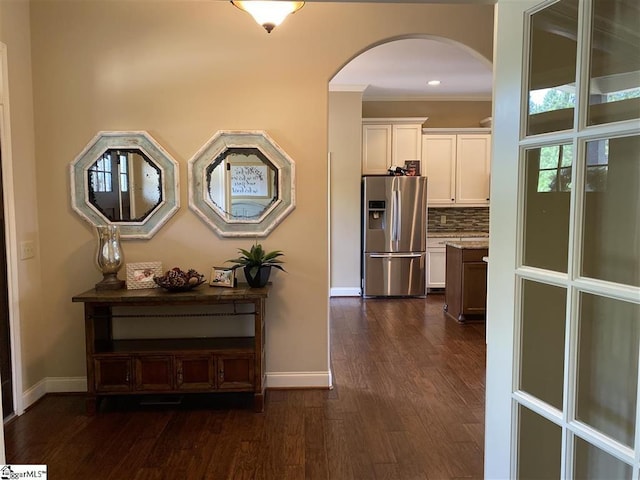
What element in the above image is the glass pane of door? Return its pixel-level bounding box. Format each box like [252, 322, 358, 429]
[581, 134, 640, 287]
[587, 0, 640, 125]
[522, 144, 572, 272]
[517, 405, 562, 479]
[526, 0, 579, 135]
[574, 436, 633, 479]
[520, 279, 566, 409]
[576, 292, 640, 447]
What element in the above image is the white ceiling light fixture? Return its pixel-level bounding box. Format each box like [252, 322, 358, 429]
[427, 80, 441, 86]
[231, 1, 305, 33]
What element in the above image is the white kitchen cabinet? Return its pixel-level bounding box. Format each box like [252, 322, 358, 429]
[456, 134, 491, 204]
[362, 124, 392, 175]
[427, 237, 457, 289]
[420, 135, 457, 204]
[362, 118, 427, 175]
[421, 130, 491, 206]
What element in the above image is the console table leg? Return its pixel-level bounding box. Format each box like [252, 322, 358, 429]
[254, 393, 264, 413]
[86, 396, 97, 415]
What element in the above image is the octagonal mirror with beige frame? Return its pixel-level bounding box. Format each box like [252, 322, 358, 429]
[188, 130, 296, 237]
[70, 131, 180, 239]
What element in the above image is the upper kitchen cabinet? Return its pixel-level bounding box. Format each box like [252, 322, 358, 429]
[362, 118, 427, 175]
[421, 129, 491, 206]
[456, 133, 491, 204]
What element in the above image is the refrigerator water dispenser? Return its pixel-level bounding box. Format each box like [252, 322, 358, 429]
[368, 201, 386, 230]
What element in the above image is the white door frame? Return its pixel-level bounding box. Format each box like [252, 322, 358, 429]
[484, 1, 543, 477]
[0, 41, 25, 422]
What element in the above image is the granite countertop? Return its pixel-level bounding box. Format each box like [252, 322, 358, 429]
[429, 231, 489, 238]
[444, 239, 490, 249]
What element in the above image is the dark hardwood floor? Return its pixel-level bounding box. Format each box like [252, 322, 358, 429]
[4, 294, 486, 479]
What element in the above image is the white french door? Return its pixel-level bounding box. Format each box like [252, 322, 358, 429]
[486, 0, 640, 478]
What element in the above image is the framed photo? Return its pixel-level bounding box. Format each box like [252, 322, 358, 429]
[126, 261, 163, 290]
[210, 267, 236, 288]
[404, 160, 421, 176]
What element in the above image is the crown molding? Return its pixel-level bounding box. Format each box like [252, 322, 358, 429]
[363, 95, 493, 102]
[329, 84, 368, 92]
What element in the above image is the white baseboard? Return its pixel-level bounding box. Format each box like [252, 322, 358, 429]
[46, 376, 87, 393]
[330, 287, 361, 297]
[21, 379, 47, 411]
[21, 377, 87, 411]
[266, 371, 333, 389]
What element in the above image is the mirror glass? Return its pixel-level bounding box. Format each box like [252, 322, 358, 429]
[70, 131, 180, 239]
[189, 131, 295, 238]
[206, 147, 278, 221]
[88, 149, 162, 222]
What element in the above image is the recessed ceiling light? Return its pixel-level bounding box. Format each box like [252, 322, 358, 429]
[427, 80, 441, 86]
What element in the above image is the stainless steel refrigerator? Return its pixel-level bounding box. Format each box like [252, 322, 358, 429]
[362, 175, 427, 297]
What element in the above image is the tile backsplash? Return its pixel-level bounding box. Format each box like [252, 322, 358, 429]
[428, 207, 489, 232]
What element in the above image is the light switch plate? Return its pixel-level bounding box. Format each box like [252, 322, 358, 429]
[20, 241, 35, 260]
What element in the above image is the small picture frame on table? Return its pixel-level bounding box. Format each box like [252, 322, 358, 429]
[210, 267, 236, 288]
[126, 261, 163, 290]
[404, 160, 421, 176]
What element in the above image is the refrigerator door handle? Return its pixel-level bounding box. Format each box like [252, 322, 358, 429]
[391, 189, 400, 243]
[391, 190, 396, 242]
[369, 253, 423, 259]
[396, 189, 401, 243]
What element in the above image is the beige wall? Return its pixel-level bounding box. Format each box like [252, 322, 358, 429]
[3, 0, 494, 399]
[0, 0, 47, 405]
[329, 91, 363, 293]
[363, 100, 492, 128]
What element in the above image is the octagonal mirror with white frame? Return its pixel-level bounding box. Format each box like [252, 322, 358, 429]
[188, 130, 296, 237]
[70, 131, 180, 239]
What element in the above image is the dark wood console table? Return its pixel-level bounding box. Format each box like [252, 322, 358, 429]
[72, 285, 269, 414]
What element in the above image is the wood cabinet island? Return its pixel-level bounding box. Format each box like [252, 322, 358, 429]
[72, 285, 269, 414]
[444, 240, 489, 323]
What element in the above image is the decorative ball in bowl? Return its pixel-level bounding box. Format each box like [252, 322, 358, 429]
[153, 268, 206, 292]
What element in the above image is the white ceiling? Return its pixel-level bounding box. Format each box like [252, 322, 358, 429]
[330, 38, 493, 101]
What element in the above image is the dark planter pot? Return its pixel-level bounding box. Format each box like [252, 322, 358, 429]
[244, 265, 271, 288]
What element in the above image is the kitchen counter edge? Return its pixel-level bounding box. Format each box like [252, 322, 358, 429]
[444, 240, 490, 249]
[429, 231, 489, 238]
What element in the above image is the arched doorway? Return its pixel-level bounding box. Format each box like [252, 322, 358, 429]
[327, 36, 493, 298]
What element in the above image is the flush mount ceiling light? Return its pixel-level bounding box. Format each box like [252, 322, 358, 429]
[427, 80, 441, 86]
[231, 1, 305, 33]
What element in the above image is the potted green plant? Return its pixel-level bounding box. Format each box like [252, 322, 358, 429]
[227, 243, 286, 288]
